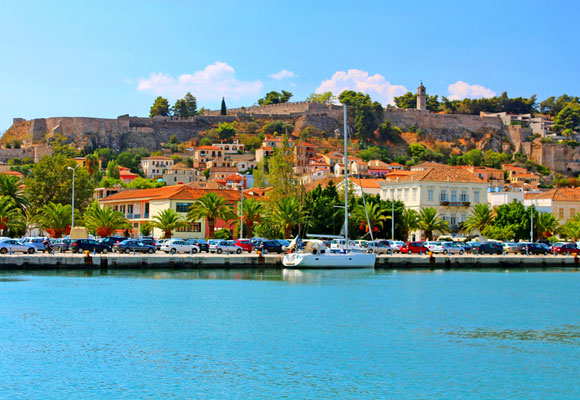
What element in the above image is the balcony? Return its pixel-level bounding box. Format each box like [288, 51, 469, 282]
[440, 201, 470, 207]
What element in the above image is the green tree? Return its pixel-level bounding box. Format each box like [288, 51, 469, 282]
[48, 134, 81, 158]
[535, 212, 559, 239]
[417, 207, 449, 240]
[85, 153, 100, 176]
[240, 134, 262, 152]
[401, 208, 419, 241]
[217, 122, 236, 141]
[306, 91, 336, 104]
[125, 177, 164, 189]
[266, 145, 295, 200]
[173, 99, 189, 118]
[377, 118, 402, 141]
[107, 160, 120, 179]
[83, 202, 131, 237]
[150, 209, 186, 239]
[554, 102, 580, 133]
[271, 196, 307, 238]
[462, 149, 484, 166]
[338, 90, 377, 144]
[407, 143, 427, 159]
[357, 146, 391, 162]
[0, 196, 24, 236]
[25, 155, 94, 213]
[199, 137, 213, 147]
[463, 203, 494, 234]
[220, 97, 227, 115]
[187, 192, 236, 239]
[352, 202, 388, 237]
[0, 174, 29, 211]
[184, 92, 197, 116]
[263, 120, 294, 135]
[35, 202, 72, 238]
[481, 225, 515, 241]
[258, 90, 293, 106]
[140, 222, 152, 237]
[215, 228, 233, 240]
[493, 200, 534, 241]
[240, 198, 263, 238]
[150, 96, 170, 117]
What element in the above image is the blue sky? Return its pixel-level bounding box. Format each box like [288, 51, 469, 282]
[1, 0, 578, 131]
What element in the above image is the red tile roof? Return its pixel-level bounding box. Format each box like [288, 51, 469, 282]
[100, 186, 248, 202]
[387, 167, 486, 183]
[196, 146, 221, 151]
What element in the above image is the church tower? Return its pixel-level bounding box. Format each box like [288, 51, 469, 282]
[417, 82, 427, 111]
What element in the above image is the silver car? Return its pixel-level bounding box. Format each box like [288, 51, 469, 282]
[0, 239, 36, 254]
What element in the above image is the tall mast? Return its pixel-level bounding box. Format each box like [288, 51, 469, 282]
[344, 104, 348, 243]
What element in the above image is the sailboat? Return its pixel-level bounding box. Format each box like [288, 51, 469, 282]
[282, 105, 377, 269]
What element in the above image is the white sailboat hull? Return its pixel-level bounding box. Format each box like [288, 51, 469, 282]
[282, 251, 376, 269]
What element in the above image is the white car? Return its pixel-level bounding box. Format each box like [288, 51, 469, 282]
[209, 240, 243, 254]
[160, 239, 200, 254]
[0, 239, 36, 254]
[366, 241, 391, 254]
[424, 241, 444, 253]
[387, 240, 406, 252]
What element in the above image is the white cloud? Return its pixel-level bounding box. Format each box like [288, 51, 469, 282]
[270, 69, 297, 80]
[137, 62, 263, 100]
[315, 69, 407, 105]
[447, 81, 496, 100]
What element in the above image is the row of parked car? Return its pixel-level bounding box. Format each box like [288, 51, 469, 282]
[0, 236, 292, 256]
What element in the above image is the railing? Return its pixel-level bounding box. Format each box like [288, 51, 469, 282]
[440, 201, 471, 207]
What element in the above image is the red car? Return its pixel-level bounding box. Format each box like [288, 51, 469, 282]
[552, 243, 580, 255]
[233, 239, 253, 253]
[401, 241, 429, 254]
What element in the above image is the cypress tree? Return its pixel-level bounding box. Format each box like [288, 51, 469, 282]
[220, 97, 227, 115]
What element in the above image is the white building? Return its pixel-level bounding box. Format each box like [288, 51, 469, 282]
[141, 156, 175, 179]
[378, 167, 488, 240]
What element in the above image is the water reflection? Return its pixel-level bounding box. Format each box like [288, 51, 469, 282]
[445, 325, 580, 344]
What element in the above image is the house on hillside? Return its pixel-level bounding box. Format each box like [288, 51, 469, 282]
[524, 187, 580, 224]
[141, 156, 174, 179]
[163, 162, 202, 185]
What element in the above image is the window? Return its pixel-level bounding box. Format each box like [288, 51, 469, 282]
[460, 191, 468, 202]
[450, 213, 457, 225]
[404, 189, 409, 201]
[428, 189, 434, 201]
[412, 188, 417, 201]
[571, 208, 576, 218]
[474, 191, 480, 203]
[192, 223, 201, 232]
[461, 213, 467, 222]
[176, 203, 192, 213]
[440, 190, 447, 202]
[128, 205, 133, 214]
[176, 223, 202, 233]
[451, 190, 457, 202]
[559, 208, 564, 219]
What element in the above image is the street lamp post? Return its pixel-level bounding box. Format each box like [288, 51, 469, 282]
[237, 172, 250, 239]
[530, 204, 534, 243]
[67, 165, 79, 228]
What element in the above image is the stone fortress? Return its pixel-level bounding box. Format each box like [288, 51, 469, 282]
[2, 83, 578, 173]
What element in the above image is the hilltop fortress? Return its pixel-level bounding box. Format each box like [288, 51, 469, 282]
[3, 84, 578, 173]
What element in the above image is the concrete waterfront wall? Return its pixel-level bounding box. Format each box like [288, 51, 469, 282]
[0, 254, 578, 270]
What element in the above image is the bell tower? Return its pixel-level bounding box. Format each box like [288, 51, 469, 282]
[417, 82, 426, 111]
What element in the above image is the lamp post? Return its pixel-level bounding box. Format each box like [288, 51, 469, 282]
[67, 165, 79, 228]
[530, 204, 534, 243]
[237, 172, 250, 239]
[391, 191, 395, 241]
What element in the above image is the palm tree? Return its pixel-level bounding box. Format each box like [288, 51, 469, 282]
[187, 192, 236, 239]
[463, 203, 495, 235]
[561, 220, 580, 241]
[85, 154, 100, 176]
[0, 196, 24, 236]
[352, 202, 388, 237]
[401, 208, 419, 241]
[0, 174, 29, 211]
[271, 196, 307, 238]
[150, 209, 186, 239]
[240, 198, 263, 238]
[35, 202, 72, 238]
[535, 212, 560, 239]
[83, 203, 131, 237]
[417, 207, 449, 241]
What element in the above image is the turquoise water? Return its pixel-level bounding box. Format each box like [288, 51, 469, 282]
[1, 268, 580, 399]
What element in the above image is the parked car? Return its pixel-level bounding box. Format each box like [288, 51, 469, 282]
[520, 243, 551, 255]
[100, 236, 128, 248]
[552, 243, 580, 255]
[256, 240, 284, 254]
[0, 239, 36, 254]
[503, 242, 520, 254]
[424, 241, 444, 253]
[71, 239, 112, 254]
[52, 238, 73, 253]
[387, 240, 406, 253]
[160, 239, 199, 254]
[139, 237, 156, 247]
[210, 240, 242, 254]
[113, 240, 156, 254]
[441, 242, 464, 255]
[467, 242, 482, 254]
[156, 239, 170, 250]
[187, 239, 210, 253]
[403, 241, 429, 254]
[233, 238, 253, 253]
[366, 240, 391, 254]
[478, 242, 504, 255]
[21, 237, 51, 253]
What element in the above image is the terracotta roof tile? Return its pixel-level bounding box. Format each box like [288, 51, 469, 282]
[386, 167, 485, 183]
[101, 185, 248, 202]
[526, 187, 580, 202]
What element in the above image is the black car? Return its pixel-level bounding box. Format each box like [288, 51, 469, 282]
[256, 240, 284, 254]
[139, 237, 156, 247]
[100, 236, 128, 247]
[187, 239, 209, 253]
[71, 239, 112, 254]
[520, 243, 551, 255]
[477, 242, 503, 255]
[113, 240, 156, 254]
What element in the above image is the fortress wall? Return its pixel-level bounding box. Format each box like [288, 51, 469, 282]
[384, 109, 503, 133]
[203, 101, 341, 116]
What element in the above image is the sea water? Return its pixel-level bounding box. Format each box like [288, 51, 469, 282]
[0, 268, 579, 399]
